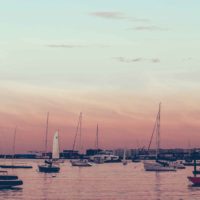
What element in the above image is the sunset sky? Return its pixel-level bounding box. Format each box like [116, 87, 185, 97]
[0, 0, 200, 153]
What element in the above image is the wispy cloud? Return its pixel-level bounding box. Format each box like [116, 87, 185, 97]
[89, 11, 149, 22]
[89, 11, 168, 32]
[46, 44, 86, 48]
[46, 44, 109, 48]
[114, 57, 160, 63]
[132, 26, 168, 31]
[90, 12, 126, 20]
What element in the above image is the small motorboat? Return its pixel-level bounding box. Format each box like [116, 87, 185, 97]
[70, 159, 93, 167]
[188, 155, 200, 186]
[169, 161, 186, 169]
[0, 170, 23, 189]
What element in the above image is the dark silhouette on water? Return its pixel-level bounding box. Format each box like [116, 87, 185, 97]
[0, 171, 23, 189]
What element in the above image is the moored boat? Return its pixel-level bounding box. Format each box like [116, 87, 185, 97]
[1, 128, 32, 169]
[70, 159, 92, 167]
[0, 165, 32, 169]
[38, 163, 60, 173]
[70, 113, 93, 167]
[38, 113, 61, 173]
[144, 160, 176, 171]
[143, 103, 176, 172]
[169, 161, 185, 169]
[0, 171, 23, 189]
[188, 155, 200, 186]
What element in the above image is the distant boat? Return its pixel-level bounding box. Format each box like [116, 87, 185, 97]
[70, 159, 93, 167]
[169, 161, 185, 169]
[0, 165, 32, 169]
[188, 155, 200, 186]
[38, 131, 60, 173]
[0, 128, 32, 169]
[90, 151, 120, 163]
[89, 125, 120, 164]
[122, 149, 128, 165]
[0, 170, 23, 189]
[143, 103, 176, 172]
[70, 113, 93, 167]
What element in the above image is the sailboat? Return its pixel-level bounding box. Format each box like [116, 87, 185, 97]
[38, 113, 60, 173]
[122, 149, 128, 165]
[70, 112, 92, 167]
[143, 103, 176, 172]
[52, 132, 64, 164]
[38, 131, 60, 173]
[0, 127, 32, 169]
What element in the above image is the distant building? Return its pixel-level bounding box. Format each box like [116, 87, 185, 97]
[86, 149, 103, 156]
[61, 150, 79, 159]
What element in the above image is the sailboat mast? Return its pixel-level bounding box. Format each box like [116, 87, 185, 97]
[72, 113, 81, 151]
[96, 124, 99, 150]
[156, 103, 161, 160]
[79, 112, 83, 154]
[12, 127, 17, 165]
[45, 112, 49, 157]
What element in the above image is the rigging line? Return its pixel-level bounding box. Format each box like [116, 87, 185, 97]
[96, 124, 99, 150]
[147, 109, 159, 151]
[72, 113, 81, 151]
[45, 112, 49, 155]
[12, 127, 17, 166]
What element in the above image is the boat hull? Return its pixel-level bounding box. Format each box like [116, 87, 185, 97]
[0, 165, 32, 169]
[71, 160, 93, 167]
[0, 180, 23, 189]
[38, 165, 60, 173]
[143, 161, 176, 172]
[0, 175, 18, 180]
[188, 176, 200, 186]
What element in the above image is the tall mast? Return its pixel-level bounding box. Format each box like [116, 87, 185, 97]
[156, 103, 161, 160]
[96, 124, 99, 150]
[12, 127, 17, 166]
[45, 112, 49, 156]
[72, 112, 82, 152]
[79, 112, 83, 154]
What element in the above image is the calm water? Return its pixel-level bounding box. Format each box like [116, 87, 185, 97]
[0, 159, 200, 200]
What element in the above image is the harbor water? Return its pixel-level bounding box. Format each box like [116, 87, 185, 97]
[0, 159, 200, 200]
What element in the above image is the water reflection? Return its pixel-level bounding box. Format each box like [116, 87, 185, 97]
[155, 172, 161, 199]
[0, 187, 23, 199]
[0, 160, 200, 199]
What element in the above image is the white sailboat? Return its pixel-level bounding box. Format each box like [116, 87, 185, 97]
[70, 112, 93, 167]
[52, 131, 64, 163]
[143, 103, 176, 172]
[52, 131, 59, 160]
[38, 131, 60, 173]
[122, 149, 128, 165]
[38, 113, 60, 173]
